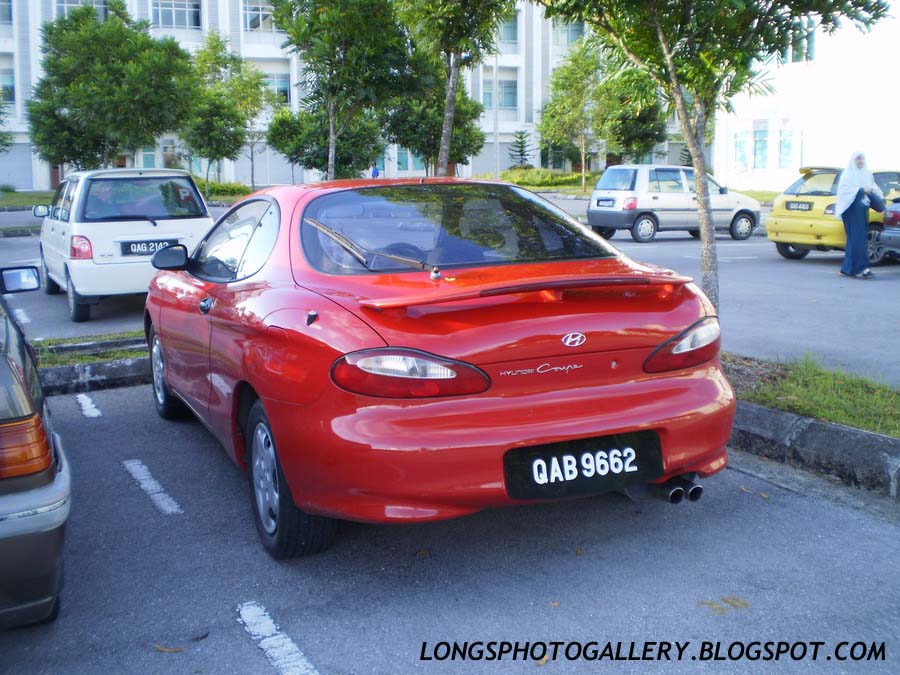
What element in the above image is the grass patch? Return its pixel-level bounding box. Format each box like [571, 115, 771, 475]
[32, 329, 145, 347]
[734, 189, 780, 205]
[0, 190, 56, 208]
[37, 348, 146, 368]
[745, 355, 899, 438]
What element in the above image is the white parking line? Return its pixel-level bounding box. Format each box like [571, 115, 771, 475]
[121, 459, 183, 515]
[237, 601, 320, 675]
[75, 393, 102, 418]
[12, 308, 30, 324]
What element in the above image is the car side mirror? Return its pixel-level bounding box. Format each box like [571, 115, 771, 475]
[152, 244, 189, 271]
[0, 266, 40, 294]
[719, 186, 729, 195]
[32, 204, 50, 218]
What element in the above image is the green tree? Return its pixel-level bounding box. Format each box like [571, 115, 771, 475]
[192, 32, 270, 190]
[508, 130, 534, 168]
[397, 0, 515, 176]
[181, 89, 247, 202]
[540, 0, 888, 309]
[381, 54, 485, 174]
[267, 106, 384, 179]
[27, 0, 195, 169]
[594, 66, 667, 162]
[272, 0, 411, 181]
[0, 105, 12, 156]
[538, 38, 602, 194]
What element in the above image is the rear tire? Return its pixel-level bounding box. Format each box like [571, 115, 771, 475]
[729, 213, 755, 240]
[65, 270, 90, 322]
[867, 225, 887, 265]
[630, 215, 658, 243]
[41, 251, 61, 295]
[597, 227, 616, 240]
[149, 326, 188, 419]
[246, 400, 336, 559]
[775, 242, 810, 260]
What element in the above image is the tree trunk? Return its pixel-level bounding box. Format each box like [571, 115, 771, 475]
[327, 100, 337, 181]
[249, 142, 256, 191]
[204, 158, 212, 204]
[437, 52, 460, 177]
[579, 134, 587, 195]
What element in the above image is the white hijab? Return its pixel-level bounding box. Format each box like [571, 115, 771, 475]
[835, 151, 881, 218]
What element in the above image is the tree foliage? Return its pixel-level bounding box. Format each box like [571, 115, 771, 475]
[397, 0, 515, 176]
[27, 0, 195, 169]
[272, 0, 411, 180]
[267, 107, 383, 179]
[538, 38, 602, 193]
[180, 89, 247, 200]
[539, 0, 889, 309]
[381, 53, 484, 173]
[0, 105, 12, 156]
[593, 65, 667, 163]
[508, 131, 535, 169]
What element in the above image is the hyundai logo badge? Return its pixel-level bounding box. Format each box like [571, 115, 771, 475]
[562, 332, 586, 347]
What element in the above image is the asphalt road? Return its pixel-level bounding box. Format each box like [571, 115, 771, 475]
[2, 199, 897, 386]
[0, 386, 898, 673]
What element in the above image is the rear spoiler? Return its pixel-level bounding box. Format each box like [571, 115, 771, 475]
[360, 274, 692, 310]
[799, 166, 838, 174]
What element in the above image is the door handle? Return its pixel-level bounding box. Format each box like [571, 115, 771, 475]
[199, 297, 213, 314]
[651, 196, 659, 200]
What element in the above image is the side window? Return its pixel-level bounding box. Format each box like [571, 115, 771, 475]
[191, 200, 269, 281]
[649, 169, 684, 193]
[684, 170, 719, 194]
[59, 179, 79, 222]
[235, 203, 280, 279]
[50, 182, 67, 220]
[875, 172, 900, 195]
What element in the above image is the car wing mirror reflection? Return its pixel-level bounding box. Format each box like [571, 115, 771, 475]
[151, 244, 189, 271]
[0, 266, 40, 294]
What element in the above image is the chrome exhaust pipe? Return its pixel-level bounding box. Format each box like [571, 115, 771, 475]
[675, 475, 704, 502]
[650, 483, 685, 504]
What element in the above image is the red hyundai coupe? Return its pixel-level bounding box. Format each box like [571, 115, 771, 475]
[145, 179, 734, 558]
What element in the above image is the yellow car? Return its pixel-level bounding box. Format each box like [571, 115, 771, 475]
[767, 167, 900, 264]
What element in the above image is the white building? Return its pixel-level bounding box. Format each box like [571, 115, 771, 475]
[713, 6, 900, 191]
[0, 0, 591, 190]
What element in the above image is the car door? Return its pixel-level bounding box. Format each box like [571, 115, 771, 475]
[647, 168, 690, 228]
[40, 181, 70, 283]
[685, 170, 729, 228]
[158, 200, 270, 422]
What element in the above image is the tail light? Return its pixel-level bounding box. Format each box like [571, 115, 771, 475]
[824, 204, 835, 215]
[622, 197, 637, 210]
[643, 318, 721, 373]
[331, 348, 491, 398]
[0, 414, 53, 478]
[70, 235, 93, 259]
[884, 209, 900, 226]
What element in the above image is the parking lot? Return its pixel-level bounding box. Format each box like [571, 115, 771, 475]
[0, 385, 898, 673]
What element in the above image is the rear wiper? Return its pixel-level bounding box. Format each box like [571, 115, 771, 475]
[304, 216, 440, 275]
[91, 215, 159, 227]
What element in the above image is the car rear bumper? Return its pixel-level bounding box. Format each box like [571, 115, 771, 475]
[586, 209, 635, 229]
[67, 259, 157, 297]
[766, 216, 846, 248]
[878, 227, 900, 252]
[0, 432, 70, 629]
[264, 365, 735, 523]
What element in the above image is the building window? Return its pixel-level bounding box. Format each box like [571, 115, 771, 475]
[244, 1, 277, 32]
[265, 73, 290, 104]
[482, 80, 493, 109]
[396, 147, 409, 171]
[499, 14, 517, 43]
[0, 70, 14, 103]
[57, 0, 108, 19]
[0, 1, 12, 24]
[734, 131, 749, 171]
[752, 121, 768, 170]
[412, 154, 426, 171]
[552, 19, 584, 47]
[153, 0, 201, 29]
[499, 79, 517, 109]
[483, 71, 518, 110]
[778, 130, 793, 169]
[142, 147, 157, 168]
[375, 154, 385, 172]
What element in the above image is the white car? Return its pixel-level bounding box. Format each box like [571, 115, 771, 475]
[34, 169, 213, 321]
[586, 164, 761, 242]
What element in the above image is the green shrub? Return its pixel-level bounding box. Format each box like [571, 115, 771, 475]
[193, 178, 253, 197]
[494, 168, 603, 188]
[0, 184, 16, 193]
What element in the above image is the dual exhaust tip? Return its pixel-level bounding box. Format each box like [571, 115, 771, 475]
[625, 475, 703, 504]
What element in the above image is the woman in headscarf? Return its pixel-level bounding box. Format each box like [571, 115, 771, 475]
[835, 151, 882, 279]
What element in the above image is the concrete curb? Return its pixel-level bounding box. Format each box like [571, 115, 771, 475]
[40, 357, 151, 396]
[731, 400, 900, 500]
[0, 225, 40, 238]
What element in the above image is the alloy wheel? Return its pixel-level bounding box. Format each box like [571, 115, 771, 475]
[252, 422, 280, 535]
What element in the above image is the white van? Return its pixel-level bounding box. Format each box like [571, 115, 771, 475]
[34, 169, 213, 322]
[586, 164, 761, 243]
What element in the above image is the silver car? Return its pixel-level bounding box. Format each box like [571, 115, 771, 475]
[586, 164, 761, 242]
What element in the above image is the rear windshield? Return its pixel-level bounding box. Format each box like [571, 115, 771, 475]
[81, 176, 206, 221]
[595, 168, 637, 191]
[784, 172, 838, 196]
[301, 183, 616, 275]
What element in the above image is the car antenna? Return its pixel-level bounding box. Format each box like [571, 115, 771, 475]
[419, 177, 425, 184]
